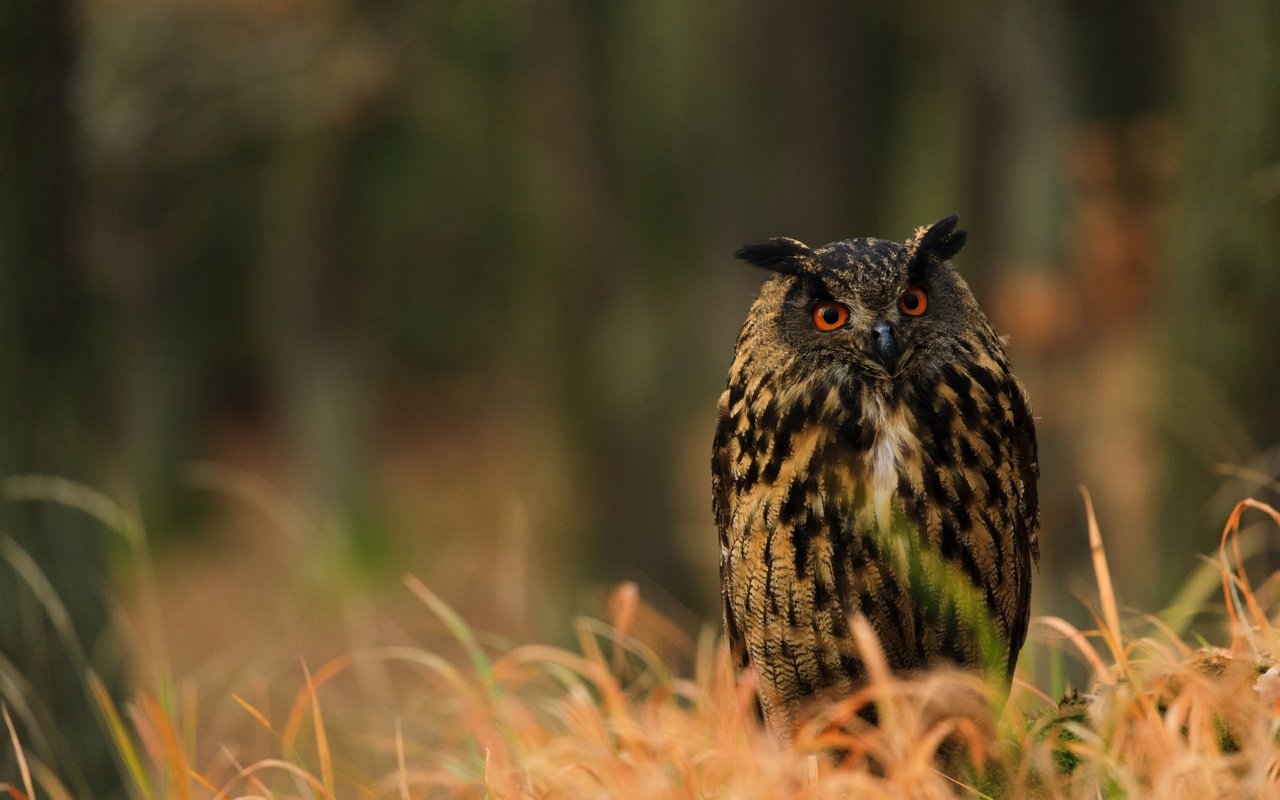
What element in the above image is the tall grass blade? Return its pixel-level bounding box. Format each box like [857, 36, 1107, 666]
[215, 757, 329, 798]
[1036, 616, 1107, 679]
[1, 476, 141, 547]
[395, 718, 410, 800]
[1225, 500, 1280, 637]
[184, 461, 308, 543]
[231, 694, 277, 735]
[1081, 487, 1125, 672]
[294, 660, 335, 793]
[88, 672, 154, 800]
[0, 654, 55, 773]
[27, 762, 72, 800]
[302, 660, 335, 797]
[283, 654, 352, 754]
[403, 575, 494, 695]
[608, 581, 639, 675]
[1162, 539, 1261, 639]
[2, 705, 35, 800]
[138, 692, 190, 800]
[0, 537, 85, 666]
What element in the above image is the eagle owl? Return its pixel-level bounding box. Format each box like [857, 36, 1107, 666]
[712, 216, 1039, 739]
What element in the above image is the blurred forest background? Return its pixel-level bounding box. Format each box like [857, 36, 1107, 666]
[2, 0, 1279, 794]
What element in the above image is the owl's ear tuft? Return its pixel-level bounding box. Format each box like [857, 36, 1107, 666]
[733, 237, 814, 275]
[915, 215, 967, 260]
[908, 215, 966, 280]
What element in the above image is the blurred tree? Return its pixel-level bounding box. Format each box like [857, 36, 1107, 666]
[1161, 2, 1280, 587]
[1033, 0, 1176, 612]
[254, 0, 387, 574]
[0, 0, 121, 795]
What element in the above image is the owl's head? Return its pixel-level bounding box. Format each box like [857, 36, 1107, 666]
[734, 216, 988, 381]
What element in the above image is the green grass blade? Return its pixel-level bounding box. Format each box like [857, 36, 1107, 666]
[88, 673, 153, 800]
[403, 575, 494, 695]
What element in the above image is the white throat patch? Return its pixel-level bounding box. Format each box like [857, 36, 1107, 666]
[865, 392, 911, 529]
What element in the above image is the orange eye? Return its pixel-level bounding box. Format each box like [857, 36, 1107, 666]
[812, 301, 849, 331]
[898, 286, 928, 316]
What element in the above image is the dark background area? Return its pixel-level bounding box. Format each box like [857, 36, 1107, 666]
[2, 1, 1278, 793]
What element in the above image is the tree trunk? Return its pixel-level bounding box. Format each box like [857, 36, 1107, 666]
[0, 1, 122, 795]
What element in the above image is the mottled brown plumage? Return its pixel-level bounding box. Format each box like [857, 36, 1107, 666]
[712, 216, 1039, 739]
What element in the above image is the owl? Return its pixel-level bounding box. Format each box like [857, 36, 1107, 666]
[712, 216, 1039, 739]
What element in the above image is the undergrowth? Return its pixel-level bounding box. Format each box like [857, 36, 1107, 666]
[2, 477, 1280, 798]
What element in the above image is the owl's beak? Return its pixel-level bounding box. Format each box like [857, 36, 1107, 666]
[869, 320, 897, 371]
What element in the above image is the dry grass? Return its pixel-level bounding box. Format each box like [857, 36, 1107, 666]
[3, 480, 1280, 798]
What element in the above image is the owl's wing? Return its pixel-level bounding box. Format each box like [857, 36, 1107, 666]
[1006, 380, 1040, 677]
[1010, 380, 1040, 564]
[712, 389, 750, 673]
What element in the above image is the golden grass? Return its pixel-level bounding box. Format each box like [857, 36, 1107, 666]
[3, 479, 1280, 798]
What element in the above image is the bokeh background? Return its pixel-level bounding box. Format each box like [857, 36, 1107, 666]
[2, 0, 1279, 794]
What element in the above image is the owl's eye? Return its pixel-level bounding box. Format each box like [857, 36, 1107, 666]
[898, 286, 928, 316]
[811, 301, 849, 331]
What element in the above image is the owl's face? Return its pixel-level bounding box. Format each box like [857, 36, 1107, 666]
[736, 216, 985, 383]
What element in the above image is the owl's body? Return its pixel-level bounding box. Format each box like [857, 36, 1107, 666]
[713, 217, 1038, 738]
